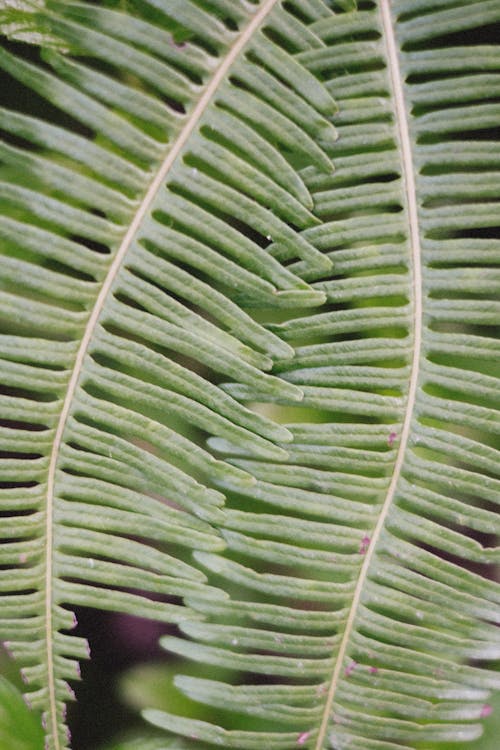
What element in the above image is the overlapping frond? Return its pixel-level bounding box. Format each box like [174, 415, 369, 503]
[0, 1, 499, 749]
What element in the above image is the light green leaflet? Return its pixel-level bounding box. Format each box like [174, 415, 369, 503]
[0, 1, 499, 749]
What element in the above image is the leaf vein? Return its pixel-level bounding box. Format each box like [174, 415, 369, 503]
[43, 2, 280, 744]
[314, 1, 423, 746]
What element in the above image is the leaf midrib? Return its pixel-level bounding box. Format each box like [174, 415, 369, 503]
[43, 2, 280, 745]
[314, 1, 423, 747]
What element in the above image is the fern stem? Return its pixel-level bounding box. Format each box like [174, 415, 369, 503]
[43, 1, 280, 746]
[314, 1, 423, 747]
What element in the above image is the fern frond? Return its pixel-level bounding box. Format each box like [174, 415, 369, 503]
[0, 1, 499, 749]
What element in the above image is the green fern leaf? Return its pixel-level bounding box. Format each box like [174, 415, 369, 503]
[0, 1, 499, 749]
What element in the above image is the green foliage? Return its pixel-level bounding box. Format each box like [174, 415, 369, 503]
[0, 678, 44, 750]
[423, 691, 500, 750]
[0, 1, 499, 749]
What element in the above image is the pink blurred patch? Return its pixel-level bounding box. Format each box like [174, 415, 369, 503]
[345, 661, 357, 677]
[359, 535, 371, 555]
